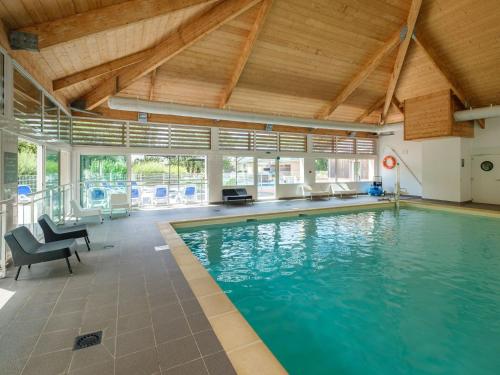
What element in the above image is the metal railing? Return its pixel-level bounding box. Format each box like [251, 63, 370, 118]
[17, 183, 74, 238]
[0, 198, 15, 278]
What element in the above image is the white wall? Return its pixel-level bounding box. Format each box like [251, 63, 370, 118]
[378, 129, 423, 196]
[378, 117, 500, 203]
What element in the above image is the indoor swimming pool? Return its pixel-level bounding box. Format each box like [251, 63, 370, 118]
[178, 206, 500, 375]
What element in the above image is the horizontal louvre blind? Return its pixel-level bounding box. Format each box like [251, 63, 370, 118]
[219, 129, 254, 150]
[59, 116, 71, 142]
[170, 126, 210, 149]
[72, 118, 126, 146]
[129, 122, 169, 148]
[312, 135, 335, 153]
[279, 133, 307, 152]
[255, 131, 278, 151]
[335, 137, 355, 154]
[356, 139, 377, 155]
[41, 114, 58, 138]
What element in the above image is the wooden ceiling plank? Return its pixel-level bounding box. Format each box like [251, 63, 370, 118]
[218, 0, 273, 108]
[381, 0, 422, 122]
[53, 49, 149, 91]
[79, 0, 262, 110]
[412, 34, 468, 106]
[316, 29, 401, 119]
[18, 0, 214, 49]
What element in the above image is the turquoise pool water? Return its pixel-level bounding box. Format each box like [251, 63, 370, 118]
[178, 207, 500, 375]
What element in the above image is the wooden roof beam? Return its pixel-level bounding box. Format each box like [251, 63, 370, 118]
[219, 0, 273, 108]
[17, 0, 214, 49]
[149, 69, 157, 101]
[316, 30, 401, 119]
[381, 0, 422, 123]
[53, 50, 149, 91]
[356, 96, 386, 123]
[77, 0, 262, 110]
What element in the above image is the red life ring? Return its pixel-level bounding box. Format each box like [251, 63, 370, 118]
[383, 155, 397, 169]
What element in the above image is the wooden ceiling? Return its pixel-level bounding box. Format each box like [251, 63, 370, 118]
[1, 0, 498, 126]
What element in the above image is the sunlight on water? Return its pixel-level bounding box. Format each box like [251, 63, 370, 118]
[179, 208, 500, 375]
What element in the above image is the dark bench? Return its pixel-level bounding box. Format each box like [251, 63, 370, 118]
[38, 214, 91, 251]
[222, 188, 253, 204]
[4, 226, 80, 280]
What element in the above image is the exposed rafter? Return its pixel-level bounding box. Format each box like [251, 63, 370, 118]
[316, 29, 401, 119]
[391, 97, 404, 115]
[149, 69, 157, 101]
[18, 0, 214, 49]
[219, 0, 273, 108]
[78, 0, 261, 110]
[381, 0, 422, 122]
[53, 50, 149, 91]
[356, 96, 386, 123]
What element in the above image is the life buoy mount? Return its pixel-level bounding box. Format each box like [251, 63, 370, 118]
[383, 155, 397, 170]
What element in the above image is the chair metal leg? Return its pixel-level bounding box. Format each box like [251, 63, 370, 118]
[65, 257, 73, 274]
[84, 236, 91, 251]
[15, 266, 22, 280]
[28, 264, 31, 269]
[75, 251, 81, 262]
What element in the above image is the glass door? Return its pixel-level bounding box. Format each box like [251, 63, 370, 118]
[257, 159, 276, 200]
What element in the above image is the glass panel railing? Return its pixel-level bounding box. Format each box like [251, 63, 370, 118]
[17, 183, 74, 238]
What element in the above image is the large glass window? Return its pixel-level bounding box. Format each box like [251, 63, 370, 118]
[18, 139, 38, 193]
[45, 149, 60, 188]
[357, 159, 375, 181]
[131, 154, 207, 205]
[336, 159, 355, 182]
[223, 156, 254, 186]
[0, 53, 4, 115]
[80, 155, 127, 208]
[315, 159, 336, 183]
[279, 157, 304, 184]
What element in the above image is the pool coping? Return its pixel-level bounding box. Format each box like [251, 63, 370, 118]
[158, 200, 500, 374]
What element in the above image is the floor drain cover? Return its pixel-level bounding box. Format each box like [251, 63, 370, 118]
[74, 331, 102, 350]
[103, 245, 114, 249]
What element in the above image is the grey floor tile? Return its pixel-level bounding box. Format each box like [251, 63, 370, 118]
[163, 359, 208, 375]
[69, 360, 114, 375]
[32, 328, 79, 355]
[181, 298, 203, 316]
[70, 343, 114, 371]
[157, 336, 201, 370]
[186, 313, 211, 334]
[118, 295, 149, 316]
[116, 326, 155, 357]
[203, 352, 237, 375]
[0, 333, 39, 359]
[44, 310, 84, 333]
[117, 311, 152, 335]
[53, 298, 87, 316]
[15, 303, 54, 321]
[153, 316, 191, 344]
[115, 347, 160, 375]
[151, 303, 184, 325]
[22, 349, 73, 375]
[3, 317, 46, 338]
[194, 330, 223, 357]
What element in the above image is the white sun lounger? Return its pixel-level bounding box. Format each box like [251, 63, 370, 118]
[299, 185, 331, 200]
[330, 183, 358, 198]
[71, 200, 103, 223]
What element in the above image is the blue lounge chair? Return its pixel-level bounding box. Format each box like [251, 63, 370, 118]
[154, 186, 168, 205]
[89, 187, 106, 208]
[184, 186, 196, 203]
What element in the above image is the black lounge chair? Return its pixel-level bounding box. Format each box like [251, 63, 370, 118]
[222, 188, 253, 204]
[38, 214, 91, 251]
[4, 226, 80, 280]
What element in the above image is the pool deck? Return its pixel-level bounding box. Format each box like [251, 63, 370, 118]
[1, 196, 499, 375]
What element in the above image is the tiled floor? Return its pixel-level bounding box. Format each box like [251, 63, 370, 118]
[2, 195, 495, 375]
